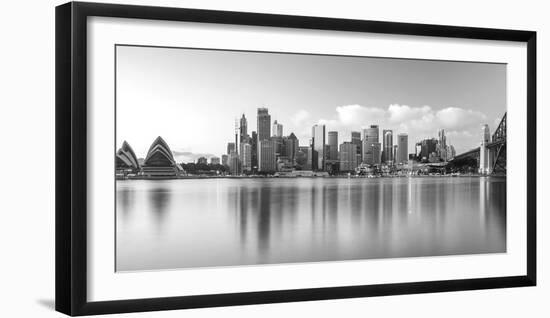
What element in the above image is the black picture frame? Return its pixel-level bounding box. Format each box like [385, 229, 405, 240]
[55, 1, 537, 316]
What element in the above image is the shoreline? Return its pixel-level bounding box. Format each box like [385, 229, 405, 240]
[117, 174, 506, 181]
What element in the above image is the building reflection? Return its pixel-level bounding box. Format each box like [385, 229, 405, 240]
[148, 186, 170, 230]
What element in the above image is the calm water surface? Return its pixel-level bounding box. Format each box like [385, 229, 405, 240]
[116, 177, 506, 271]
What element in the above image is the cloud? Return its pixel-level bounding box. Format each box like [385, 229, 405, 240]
[290, 104, 493, 154]
[388, 104, 432, 123]
[435, 107, 487, 130]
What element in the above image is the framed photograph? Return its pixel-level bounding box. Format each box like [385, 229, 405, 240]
[55, 1, 536, 316]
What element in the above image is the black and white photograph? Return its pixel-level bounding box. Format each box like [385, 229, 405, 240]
[115, 45, 507, 272]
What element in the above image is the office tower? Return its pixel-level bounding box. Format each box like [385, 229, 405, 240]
[397, 133, 408, 164]
[479, 124, 491, 174]
[221, 154, 228, 167]
[419, 138, 438, 162]
[258, 139, 277, 172]
[227, 142, 236, 155]
[257, 108, 271, 141]
[239, 142, 252, 172]
[438, 129, 447, 161]
[371, 142, 381, 164]
[328, 131, 338, 161]
[311, 124, 326, 171]
[283, 133, 299, 163]
[296, 146, 312, 170]
[197, 157, 207, 165]
[339, 142, 358, 171]
[382, 129, 393, 163]
[251, 131, 258, 171]
[362, 125, 379, 164]
[272, 120, 283, 137]
[229, 152, 241, 175]
[351, 131, 362, 162]
[364, 125, 379, 143]
[240, 114, 248, 142]
[393, 145, 398, 164]
[210, 157, 220, 165]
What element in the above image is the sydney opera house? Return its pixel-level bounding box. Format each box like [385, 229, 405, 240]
[116, 136, 183, 179]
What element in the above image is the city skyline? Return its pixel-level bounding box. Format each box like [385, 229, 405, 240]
[116, 45, 506, 163]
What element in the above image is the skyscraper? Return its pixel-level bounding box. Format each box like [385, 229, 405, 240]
[363, 125, 379, 165]
[438, 129, 447, 161]
[251, 131, 258, 171]
[296, 146, 312, 170]
[239, 114, 248, 142]
[397, 133, 408, 164]
[419, 138, 438, 162]
[272, 120, 283, 137]
[339, 142, 358, 171]
[311, 124, 326, 171]
[229, 152, 240, 175]
[382, 129, 393, 164]
[283, 133, 299, 163]
[221, 154, 228, 167]
[257, 108, 271, 142]
[258, 139, 277, 172]
[239, 142, 252, 172]
[371, 143, 381, 165]
[351, 131, 362, 163]
[227, 142, 236, 155]
[328, 131, 338, 161]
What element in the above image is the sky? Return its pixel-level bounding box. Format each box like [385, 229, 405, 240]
[116, 45, 506, 163]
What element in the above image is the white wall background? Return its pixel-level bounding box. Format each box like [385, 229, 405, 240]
[0, 0, 546, 317]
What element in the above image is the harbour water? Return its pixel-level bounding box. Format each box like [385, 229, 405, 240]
[116, 177, 506, 271]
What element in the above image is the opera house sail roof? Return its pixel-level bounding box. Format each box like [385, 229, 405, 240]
[141, 136, 181, 177]
[116, 140, 140, 171]
[143, 136, 176, 167]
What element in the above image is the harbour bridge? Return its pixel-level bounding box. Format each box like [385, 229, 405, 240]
[447, 113, 506, 175]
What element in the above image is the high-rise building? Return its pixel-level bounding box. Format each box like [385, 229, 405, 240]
[251, 131, 258, 171]
[227, 142, 236, 155]
[272, 120, 283, 137]
[339, 142, 358, 171]
[258, 139, 277, 172]
[382, 129, 393, 164]
[396, 133, 408, 164]
[239, 114, 248, 142]
[328, 131, 338, 161]
[311, 124, 326, 171]
[257, 108, 271, 142]
[283, 133, 299, 163]
[364, 125, 379, 143]
[438, 129, 447, 161]
[351, 131, 362, 162]
[221, 154, 228, 167]
[419, 138, 438, 162]
[229, 152, 241, 175]
[239, 142, 252, 172]
[296, 146, 312, 170]
[371, 143, 381, 164]
[362, 126, 379, 164]
[210, 157, 220, 165]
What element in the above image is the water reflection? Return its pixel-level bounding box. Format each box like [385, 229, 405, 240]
[116, 177, 506, 271]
